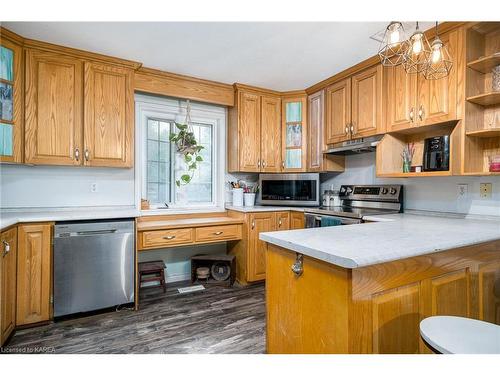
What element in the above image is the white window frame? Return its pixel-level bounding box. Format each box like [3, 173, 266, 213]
[135, 94, 226, 214]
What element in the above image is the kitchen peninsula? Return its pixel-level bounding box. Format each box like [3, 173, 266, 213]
[260, 213, 500, 354]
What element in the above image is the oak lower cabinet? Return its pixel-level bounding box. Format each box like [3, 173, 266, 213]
[0, 227, 17, 346]
[23, 48, 134, 168]
[16, 223, 52, 326]
[290, 211, 305, 229]
[266, 239, 500, 354]
[228, 85, 281, 173]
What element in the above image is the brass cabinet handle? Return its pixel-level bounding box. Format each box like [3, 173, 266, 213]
[251, 220, 255, 229]
[291, 253, 304, 276]
[213, 231, 223, 235]
[278, 218, 282, 227]
[281, 161, 285, 169]
[84, 149, 90, 161]
[262, 160, 266, 168]
[74, 148, 80, 161]
[163, 235, 176, 240]
[2, 240, 10, 257]
[345, 125, 349, 135]
[409, 107, 414, 123]
[257, 159, 261, 168]
[350, 123, 355, 135]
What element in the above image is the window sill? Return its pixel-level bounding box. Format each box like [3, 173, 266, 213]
[140, 206, 227, 217]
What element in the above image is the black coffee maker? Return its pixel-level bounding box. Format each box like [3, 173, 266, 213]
[423, 135, 450, 171]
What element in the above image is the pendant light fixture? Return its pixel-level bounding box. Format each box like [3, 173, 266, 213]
[423, 22, 453, 80]
[403, 22, 431, 74]
[378, 21, 409, 67]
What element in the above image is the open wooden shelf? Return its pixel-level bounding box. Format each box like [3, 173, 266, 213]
[467, 53, 500, 73]
[466, 92, 500, 106]
[378, 171, 452, 178]
[466, 128, 500, 138]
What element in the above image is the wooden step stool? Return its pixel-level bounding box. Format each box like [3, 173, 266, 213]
[138, 260, 166, 293]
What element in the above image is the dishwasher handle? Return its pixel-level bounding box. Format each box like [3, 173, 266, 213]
[75, 229, 118, 236]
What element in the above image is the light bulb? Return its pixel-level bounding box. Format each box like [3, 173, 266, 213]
[431, 40, 443, 63]
[412, 34, 422, 54]
[388, 23, 401, 45]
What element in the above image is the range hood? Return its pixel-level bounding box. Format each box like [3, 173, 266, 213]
[323, 135, 383, 155]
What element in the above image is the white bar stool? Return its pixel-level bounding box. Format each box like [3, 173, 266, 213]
[420, 316, 500, 354]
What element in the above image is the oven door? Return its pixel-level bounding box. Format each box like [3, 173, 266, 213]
[304, 213, 362, 228]
[258, 173, 319, 206]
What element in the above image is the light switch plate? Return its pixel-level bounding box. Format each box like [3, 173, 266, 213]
[480, 183, 492, 199]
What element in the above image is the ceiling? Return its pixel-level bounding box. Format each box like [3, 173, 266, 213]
[3, 22, 434, 91]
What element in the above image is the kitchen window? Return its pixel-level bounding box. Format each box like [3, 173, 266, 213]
[135, 94, 226, 210]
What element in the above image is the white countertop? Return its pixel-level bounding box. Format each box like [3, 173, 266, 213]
[0, 207, 140, 230]
[225, 205, 306, 213]
[259, 213, 500, 269]
[420, 316, 500, 354]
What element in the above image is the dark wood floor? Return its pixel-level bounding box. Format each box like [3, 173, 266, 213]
[5, 281, 266, 354]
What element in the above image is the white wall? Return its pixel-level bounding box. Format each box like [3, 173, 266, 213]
[321, 153, 500, 217]
[0, 164, 135, 209]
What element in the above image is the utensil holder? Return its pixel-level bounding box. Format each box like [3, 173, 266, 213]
[232, 188, 244, 206]
[244, 193, 256, 207]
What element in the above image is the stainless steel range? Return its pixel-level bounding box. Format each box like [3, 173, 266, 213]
[304, 184, 403, 227]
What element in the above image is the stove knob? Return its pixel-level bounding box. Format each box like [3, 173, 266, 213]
[390, 187, 397, 195]
[340, 187, 346, 193]
[381, 188, 388, 195]
[346, 187, 353, 194]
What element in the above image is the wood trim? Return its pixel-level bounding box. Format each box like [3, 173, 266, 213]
[233, 83, 281, 97]
[305, 22, 467, 94]
[135, 67, 234, 106]
[0, 26, 24, 45]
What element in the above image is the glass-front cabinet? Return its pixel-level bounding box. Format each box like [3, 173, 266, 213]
[282, 95, 307, 172]
[0, 31, 22, 163]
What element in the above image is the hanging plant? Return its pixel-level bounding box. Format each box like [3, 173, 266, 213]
[169, 122, 204, 187]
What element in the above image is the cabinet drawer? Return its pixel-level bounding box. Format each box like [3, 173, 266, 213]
[141, 228, 194, 249]
[195, 224, 242, 243]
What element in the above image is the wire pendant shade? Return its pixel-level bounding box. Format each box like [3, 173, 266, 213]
[403, 22, 431, 74]
[423, 23, 453, 80]
[378, 22, 410, 67]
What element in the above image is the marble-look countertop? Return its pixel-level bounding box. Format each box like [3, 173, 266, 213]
[259, 213, 500, 269]
[0, 207, 140, 230]
[225, 205, 306, 213]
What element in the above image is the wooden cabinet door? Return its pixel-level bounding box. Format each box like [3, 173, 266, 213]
[282, 96, 307, 172]
[386, 64, 417, 132]
[417, 31, 457, 127]
[260, 95, 281, 172]
[290, 212, 305, 229]
[1, 228, 17, 346]
[16, 224, 52, 326]
[275, 211, 290, 231]
[247, 212, 275, 282]
[307, 90, 325, 171]
[326, 78, 351, 144]
[351, 65, 383, 138]
[25, 49, 83, 165]
[84, 62, 133, 168]
[238, 91, 261, 172]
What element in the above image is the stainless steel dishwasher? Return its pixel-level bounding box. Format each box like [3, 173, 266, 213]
[54, 219, 135, 317]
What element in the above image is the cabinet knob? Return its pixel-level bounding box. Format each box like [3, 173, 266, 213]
[345, 125, 349, 135]
[409, 108, 414, 123]
[350, 124, 355, 135]
[257, 160, 261, 168]
[418, 105, 424, 121]
[278, 218, 282, 227]
[291, 253, 304, 276]
[251, 220, 255, 229]
[84, 149, 90, 161]
[282, 161, 285, 169]
[2, 240, 10, 257]
[74, 148, 80, 161]
[262, 160, 266, 168]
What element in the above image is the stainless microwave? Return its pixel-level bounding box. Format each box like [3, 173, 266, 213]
[258, 173, 320, 207]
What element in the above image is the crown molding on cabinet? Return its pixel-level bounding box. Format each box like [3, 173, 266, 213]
[233, 83, 282, 97]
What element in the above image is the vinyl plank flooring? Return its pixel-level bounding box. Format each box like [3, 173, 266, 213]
[4, 282, 266, 354]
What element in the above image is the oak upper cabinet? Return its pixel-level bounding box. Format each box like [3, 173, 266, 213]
[386, 30, 458, 131]
[308, 90, 345, 172]
[386, 64, 418, 132]
[0, 31, 23, 164]
[282, 95, 307, 172]
[325, 78, 351, 144]
[260, 95, 282, 172]
[1, 227, 17, 346]
[228, 86, 281, 173]
[16, 223, 52, 326]
[83, 62, 134, 168]
[247, 212, 275, 282]
[25, 49, 83, 165]
[351, 64, 383, 137]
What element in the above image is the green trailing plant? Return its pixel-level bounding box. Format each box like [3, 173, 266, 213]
[169, 123, 204, 187]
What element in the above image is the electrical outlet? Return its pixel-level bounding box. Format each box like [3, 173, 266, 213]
[90, 182, 98, 193]
[480, 183, 492, 199]
[457, 184, 468, 198]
